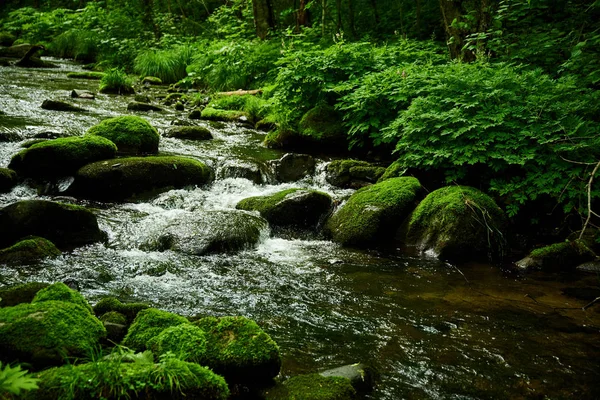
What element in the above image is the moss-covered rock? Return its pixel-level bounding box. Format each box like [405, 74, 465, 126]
[377, 159, 407, 182]
[0, 237, 61, 265]
[218, 160, 266, 184]
[100, 311, 127, 325]
[32, 282, 93, 314]
[139, 210, 268, 255]
[93, 297, 149, 323]
[99, 311, 128, 342]
[122, 308, 189, 351]
[263, 129, 300, 150]
[319, 363, 377, 394]
[237, 189, 333, 230]
[0, 200, 104, 249]
[326, 159, 386, 189]
[164, 126, 213, 141]
[148, 324, 208, 361]
[142, 76, 163, 85]
[298, 104, 348, 152]
[405, 185, 507, 262]
[264, 373, 356, 400]
[325, 177, 422, 247]
[201, 107, 249, 122]
[41, 99, 87, 112]
[0, 168, 17, 193]
[516, 240, 596, 271]
[32, 356, 229, 400]
[0, 282, 49, 308]
[0, 300, 106, 368]
[127, 101, 164, 112]
[8, 136, 117, 178]
[66, 71, 106, 80]
[86, 116, 159, 155]
[274, 153, 316, 182]
[193, 316, 281, 383]
[70, 156, 214, 201]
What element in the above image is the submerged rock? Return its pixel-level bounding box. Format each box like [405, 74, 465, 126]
[405, 185, 507, 262]
[0, 282, 50, 308]
[319, 363, 377, 394]
[164, 126, 213, 141]
[8, 135, 117, 178]
[138, 209, 268, 255]
[218, 159, 266, 184]
[325, 177, 422, 247]
[516, 240, 596, 271]
[41, 99, 86, 112]
[264, 373, 356, 400]
[86, 115, 159, 155]
[326, 159, 386, 189]
[127, 101, 164, 112]
[0, 236, 61, 265]
[122, 308, 189, 352]
[70, 89, 95, 99]
[273, 153, 315, 183]
[236, 189, 333, 230]
[0, 200, 104, 249]
[0, 131, 21, 142]
[0, 167, 17, 193]
[70, 156, 214, 201]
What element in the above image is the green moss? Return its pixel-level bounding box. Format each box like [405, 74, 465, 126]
[8, 136, 117, 178]
[0, 300, 106, 368]
[298, 104, 347, 150]
[66, 71, 106, 80]
[122, 308, 189, 351]
[236, 189, 333, 229]
[142, 76, 163, 85]
[99, 311, 127, 325]
[0, 168, 17, 193]
[377, 159, 407, 182]
[164, 126, 213, 141]
[147, 324, 208, 361]
[86, 116, 159, 155]
[265, 374, 356, 400]
[0, 282, 49, 308]
[93, 297, 149, 322]
[525, 239, 596, 271]
[193, 316, 281, 383]
[21, 139, 48, 148]
[208, 95, 251, 111]
[201, 107, 248, 122]
[325, 177, 422, 247]
[32, 282, 92, 314]
[407, 185, 507, 262]
[326, 160, 385, 188]
[263, 129, 299, 149]
[33, 353, 229, 400]
[71, 156, 214, 201]
[0, 236, 60, 265]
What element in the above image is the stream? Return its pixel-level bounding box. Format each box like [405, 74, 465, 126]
[1, 59, 599, 399]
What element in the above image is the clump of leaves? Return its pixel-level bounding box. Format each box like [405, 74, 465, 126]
[99, 68, 134, 95]
[0, 362, 39, 397]
[134, 46, 194, 84]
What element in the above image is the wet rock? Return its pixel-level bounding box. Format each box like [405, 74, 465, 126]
[86, 115, 159, 155]
[516, 240, 596, 271]
[218, 160, 266, 184]
[0, 299, 105, 368]
[274, 153, 315, 182]
[325, 177, 421, 248]
[171, 118, 194, 126]
[264, 373, 356, 400]
[193, 316, 281, 384]
[0, 236, 61, 265]
[8, 136, 117, 178]
[405, 185, 507, 262]
[134, 94, 151, 103]
[142, 76, 162, 85]
[0, 167, 17, 193]
[0, 44, 34, 58]
[0, 200, 105, 249]
[127, 101, 164, 112]
[326, 159, 385, 188]
[122, 308, 189, 352]
[320, 363, 377, 394]
[66, 71, 105, 80]
[139, 209, 267, 255]
[175, 102, 184, 111]
[237, 189, 333, 230]
[577, 260, 600, 273]
[70, 89, 95, 99]
[188, 109, 203, 119]
[0, 282, 50, 308]
[164, 126, 213, 141]
[41, 99, 87, 112]
[70, 156, 214, 201]
[0, 131, 21, 142]
[32, 131, 63, 139]
[164, 93, 183, 105]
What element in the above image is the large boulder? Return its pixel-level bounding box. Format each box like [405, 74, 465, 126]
[69, 156, 214, 201]
[41, 99, 86, 112]
[8, 136, 117, 178]
[516, 240, 596, 271]
[0, 44, 34, 58]
[0, 236, 61, 265]
[86, 116, 159, 155]
[32, 282, 93, 314]
[236, 189, 333, 230]
[193, 316, 281, 384]
[164, 126, 213, 141]
[404, 185, 507, 262]
[273, 153, 315, 183]
[217, 159, 266, 184]
[297, 104, 348, 152]
[138, 209, 268, 255]
[325, 177, 422, 247]
[0, 282, 50, 308]
[0, 300, 106, 368]
[0, 200, 104, 249]
[326, 159, 386, 189]
[0, 168, 17, 192]
[122, 308, 189, 352]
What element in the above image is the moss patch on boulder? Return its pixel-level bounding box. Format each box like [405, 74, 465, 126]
[70, 156, 214, 201]
[325, 177, 422, 247]
[0, 282, 49, 308]
[164, 126, 213, 141]
[326, 159, 385, 189]
[405, 185, 507, 262]
[32, 282, 92, 314]
[0, 200, 104, 249]
[0, 168, 18, 193]
[142, 76, 163, 85]
[298, 104, 348, 152]
[377, 159, 407, 182]
[148, 324, 208, 361]
[99, 311, 127, 325]
[122, 308, 189, 352]
[193, 316, 281, 383]
[264, 373, 356, 400]
[86, 116, 159, 155]
[0, 237, 61, 265]
[201, 107, 249, 122]
[66, 71, 105, 80]
[8, 136, 117, 178]
[0, 300, 106, 368]
[516, 240, 596, 271]
[93, 297, 149, 323]
[236, 189, 332, 230]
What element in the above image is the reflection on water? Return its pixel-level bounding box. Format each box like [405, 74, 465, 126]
[1, 60, 599, 399]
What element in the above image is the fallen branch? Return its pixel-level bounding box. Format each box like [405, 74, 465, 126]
[582, 296, 600, 311]
[215, 89, 263, 96]
[579, 160, 600, 240]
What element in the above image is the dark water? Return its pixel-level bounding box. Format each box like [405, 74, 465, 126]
[1, 59, 599, 399]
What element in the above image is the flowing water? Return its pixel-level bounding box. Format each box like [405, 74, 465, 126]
[1, 59, 599, 399]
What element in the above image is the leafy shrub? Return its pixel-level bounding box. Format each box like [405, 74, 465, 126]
[134, 45, 194, 84]
[48, 30, 99, 62]
[98, 68, 134, 94]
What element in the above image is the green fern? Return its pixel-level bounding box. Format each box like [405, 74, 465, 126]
[0, 362, 39, 396]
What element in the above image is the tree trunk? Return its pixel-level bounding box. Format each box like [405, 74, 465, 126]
[348, 0, 357, 38]
[336, 0, 342, 33]
[297, 0, 312, 29]
[370, 0, 380, 25]
[252, 0, 275, 39]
